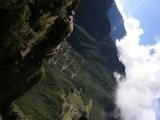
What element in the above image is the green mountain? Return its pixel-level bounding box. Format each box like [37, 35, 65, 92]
[0, 0, 125, 120]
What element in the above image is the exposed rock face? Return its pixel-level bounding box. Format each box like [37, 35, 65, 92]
[20, 45, 33, 58]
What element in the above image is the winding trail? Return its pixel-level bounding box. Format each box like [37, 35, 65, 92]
[54, 58, 59, 64]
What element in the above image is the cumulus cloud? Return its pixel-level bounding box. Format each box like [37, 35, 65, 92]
[114, 0, 160, 120]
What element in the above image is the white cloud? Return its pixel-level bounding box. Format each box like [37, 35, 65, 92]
[114, 0, 126, 20]
[155, 34, 160, 42]
[153, 99, 160, 119]
[114, 0, 160, 120]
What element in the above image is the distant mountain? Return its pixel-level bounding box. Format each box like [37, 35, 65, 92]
[71, 0, 125, 75]
[73, 0, 113, 41]
[108, 1, 126, 41]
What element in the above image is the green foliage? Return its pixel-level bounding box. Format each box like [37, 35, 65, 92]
[0, 0, 80, 119]
[0, 0, 124, 120]
[99, 37, 117, 57]
[15, 27, 117, 119]
[62, 110, 71, 120]
[18, 5, 31, 26]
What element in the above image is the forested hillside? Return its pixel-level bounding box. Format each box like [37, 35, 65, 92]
[0, 0, 125, 120]
[0, 0, 80, 119]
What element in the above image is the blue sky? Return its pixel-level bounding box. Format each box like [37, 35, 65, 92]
[113, 0, 160, 120]
[118, 0, 160, 45]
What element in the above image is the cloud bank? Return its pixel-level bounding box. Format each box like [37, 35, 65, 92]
[114, 0, 160, 120]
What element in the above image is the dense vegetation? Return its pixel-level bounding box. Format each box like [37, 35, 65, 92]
[0, 0, 125, 120]
[0, 0, 80, 119]
[15, 22, 125, 120]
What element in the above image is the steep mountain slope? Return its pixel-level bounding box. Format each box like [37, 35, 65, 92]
[74, 0, 113, 41]
[0, 0, 125, 120]
[0, 0, 80, 119]
[108, 1, 126, 41]
[71, 0, 125, 75]
[15, 23, 125, 119]
[14, 0, 125, 120]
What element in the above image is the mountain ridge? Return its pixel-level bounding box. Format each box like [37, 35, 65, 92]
[108, 0, 126, 41]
